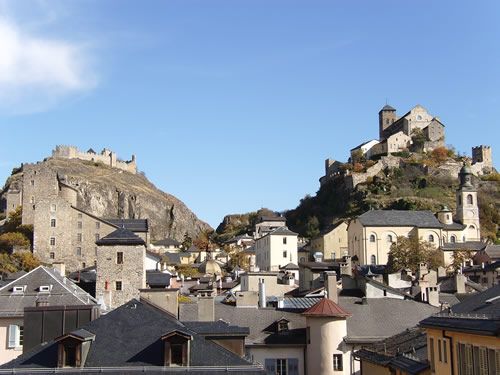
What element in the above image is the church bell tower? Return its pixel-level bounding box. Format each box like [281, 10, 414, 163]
[455, 164, 480, 241]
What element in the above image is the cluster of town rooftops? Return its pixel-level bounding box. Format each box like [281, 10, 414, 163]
[0, 105, 498, 374]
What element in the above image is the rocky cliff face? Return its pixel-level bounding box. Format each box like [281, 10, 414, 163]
[1, 158, 211, 241]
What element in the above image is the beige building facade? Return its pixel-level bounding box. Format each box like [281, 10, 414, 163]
[255, 227, 298, 271]
[348, 165, 481, 266]
[310, 221, 348, 260]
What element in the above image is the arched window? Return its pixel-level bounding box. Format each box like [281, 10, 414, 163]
[467, 194, 473, 205]
[370, 255, 376, 265]
[428, 234, 435, 243]
[450, 235, 456, 243]
[387, 235, 393, 243]
[370, 234, 376, 243]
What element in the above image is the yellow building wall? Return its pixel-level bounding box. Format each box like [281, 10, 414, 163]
[426, 327, 500, 375]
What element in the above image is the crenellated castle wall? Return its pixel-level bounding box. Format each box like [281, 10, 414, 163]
[52, 145, 137, 174]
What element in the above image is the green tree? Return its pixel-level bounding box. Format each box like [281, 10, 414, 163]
[387, 236, 443, 273]
[3, 206, 23, 233]
[181, 232, 193, 250]
[0, 232, 30, 252]
[304, 216, 320, 240]
[176, 264, 200, 278]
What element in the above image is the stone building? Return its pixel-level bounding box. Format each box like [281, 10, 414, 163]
[471, 145, 494, 174]
[95, 226, 146, 310]
[4, 162, 149, 272]
[379, 104, 445, 150]
[348, 165, 482, 266]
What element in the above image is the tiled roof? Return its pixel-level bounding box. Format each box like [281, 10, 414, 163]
[0, 266, 97, 317]
[357, 210, 443, 228]
[302, 298, 351, 318]
[96, 226, 146, 246]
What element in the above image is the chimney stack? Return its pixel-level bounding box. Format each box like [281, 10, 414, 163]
[53, 262, 66, 276]
[258, 278, 267, 308]
[324, 271, 338, 304]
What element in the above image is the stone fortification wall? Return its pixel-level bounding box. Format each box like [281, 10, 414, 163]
[346, 156, 402, 189]
[52, 145, 137, 174]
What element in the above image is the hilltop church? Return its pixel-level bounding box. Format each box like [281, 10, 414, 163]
[348, 164, 482, 266]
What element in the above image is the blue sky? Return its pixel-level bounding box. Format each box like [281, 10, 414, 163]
[0, 0, 499, 228]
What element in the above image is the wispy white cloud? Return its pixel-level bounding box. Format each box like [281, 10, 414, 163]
[0, 4, 97, 114]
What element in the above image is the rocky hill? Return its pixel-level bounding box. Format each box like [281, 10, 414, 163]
[285, 153, 500, 242]
[215, 208, 278, 241]
[1, 157, 211, 241]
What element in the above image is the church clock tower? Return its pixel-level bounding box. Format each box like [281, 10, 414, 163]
[455, 164, 480, 241]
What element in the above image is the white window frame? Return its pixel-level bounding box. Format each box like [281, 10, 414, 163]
[8, 324, 23, 348]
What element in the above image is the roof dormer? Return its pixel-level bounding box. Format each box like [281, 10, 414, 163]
[56, 329, 95, 368]
[161, 330, 192, 367]
[12, 285, 26, 294]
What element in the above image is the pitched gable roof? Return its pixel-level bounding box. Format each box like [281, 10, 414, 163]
[357, 210, 443, 228]
[0, 266, 97, 317]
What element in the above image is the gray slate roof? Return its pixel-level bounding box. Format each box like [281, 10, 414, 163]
[153, 238, 180, 247]
[1, 299, 263, 374]
[105, 219, 149, 232]
[441, 241, 486, 252]
[180, 296, 438, 346]
[96, 227, 146, 246]
[0, 266, 97, 317]
[484, 244, 500, 260]
[357, 210, 443, 228]
[146, 271, 171, 288]
[420, 284, 500, 337]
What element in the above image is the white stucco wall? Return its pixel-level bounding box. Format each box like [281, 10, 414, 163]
[0, 317, 24, 365]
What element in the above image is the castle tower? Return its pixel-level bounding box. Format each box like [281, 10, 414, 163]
[378, 104, 397, 140]
[472, 145, 493, 173]
[455, 164, 480, 241]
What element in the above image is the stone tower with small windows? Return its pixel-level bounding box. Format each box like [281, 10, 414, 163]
[95, 227, 146, 310]
[455, 164, 480, 241]
[378, 104, 397, 139]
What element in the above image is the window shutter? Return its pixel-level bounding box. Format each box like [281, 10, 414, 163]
[264, 359, 276, 375]
[288, 358, 299, 375]
[8, 325, 18, 348]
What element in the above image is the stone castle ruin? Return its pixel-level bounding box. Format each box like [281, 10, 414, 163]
[52, 145, 137, 174]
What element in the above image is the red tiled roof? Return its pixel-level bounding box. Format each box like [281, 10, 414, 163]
[302, 298, 351, 318]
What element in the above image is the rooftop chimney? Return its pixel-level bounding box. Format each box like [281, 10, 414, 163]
[52, 262, 66, 277]
[324, 271, 338, 304]
[258, 278, 267, 308]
